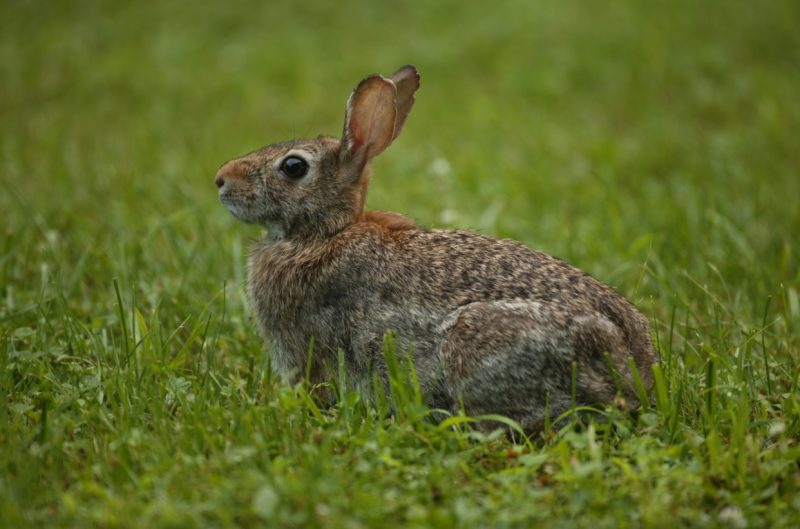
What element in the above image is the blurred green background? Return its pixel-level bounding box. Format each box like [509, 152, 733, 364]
[2, 0, 800, 527]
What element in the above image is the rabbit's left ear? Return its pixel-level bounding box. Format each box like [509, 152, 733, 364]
[342, 75, 397, 163]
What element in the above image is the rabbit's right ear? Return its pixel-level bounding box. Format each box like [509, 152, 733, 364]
[341, 75, 398, 166]
[389, 65, 420, 140]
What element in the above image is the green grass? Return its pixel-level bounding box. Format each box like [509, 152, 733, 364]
[2, 0, 800, 527]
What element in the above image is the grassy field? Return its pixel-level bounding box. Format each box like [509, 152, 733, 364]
[2, 0, 800, 527]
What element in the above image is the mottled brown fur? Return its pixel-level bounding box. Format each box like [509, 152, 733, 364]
[215, 66, 657, 432]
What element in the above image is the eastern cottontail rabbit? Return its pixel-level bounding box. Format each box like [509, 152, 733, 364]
[215, 65, 656, 431]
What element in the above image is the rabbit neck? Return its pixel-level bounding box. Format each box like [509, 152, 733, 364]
[264, 209, 357, 242]
[263, 180, 366, 241]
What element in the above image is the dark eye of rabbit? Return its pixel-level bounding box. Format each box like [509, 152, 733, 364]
[280, 156, 309, 179]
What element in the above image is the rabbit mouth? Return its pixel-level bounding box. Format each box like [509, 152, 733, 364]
[219, 194, 261, 224]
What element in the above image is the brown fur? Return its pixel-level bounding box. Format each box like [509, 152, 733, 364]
[360, 210, 417, 231]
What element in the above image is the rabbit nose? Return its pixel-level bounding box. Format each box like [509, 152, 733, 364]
[215, 173, 225, 189]
[215, 159, 247, 190]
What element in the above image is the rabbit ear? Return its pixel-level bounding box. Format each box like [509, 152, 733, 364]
[389, 65, 420, 140]
[342, 75, 398, 164]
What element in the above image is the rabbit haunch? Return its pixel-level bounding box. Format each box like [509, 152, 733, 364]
[216, 65, 657, 432]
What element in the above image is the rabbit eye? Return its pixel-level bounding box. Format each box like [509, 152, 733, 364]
[280, 156, 309, 179]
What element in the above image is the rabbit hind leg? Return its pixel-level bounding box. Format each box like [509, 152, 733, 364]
[440, 300, 624, 434]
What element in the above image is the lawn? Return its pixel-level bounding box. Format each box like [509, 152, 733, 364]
[2, 0, 799, 527]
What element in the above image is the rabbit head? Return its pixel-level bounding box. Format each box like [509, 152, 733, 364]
[215, 65, 420, 239]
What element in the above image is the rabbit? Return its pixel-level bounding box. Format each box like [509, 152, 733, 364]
[215, 65, 657, 432]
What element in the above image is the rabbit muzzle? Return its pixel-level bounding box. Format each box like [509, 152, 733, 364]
[215, 159, 249, 192]
[215, 160, 265, 224]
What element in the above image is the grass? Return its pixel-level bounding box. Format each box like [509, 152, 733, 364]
[2, 0, 800, 526]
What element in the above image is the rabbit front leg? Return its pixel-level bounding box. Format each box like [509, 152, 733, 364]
[440, 300, 628, 433]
